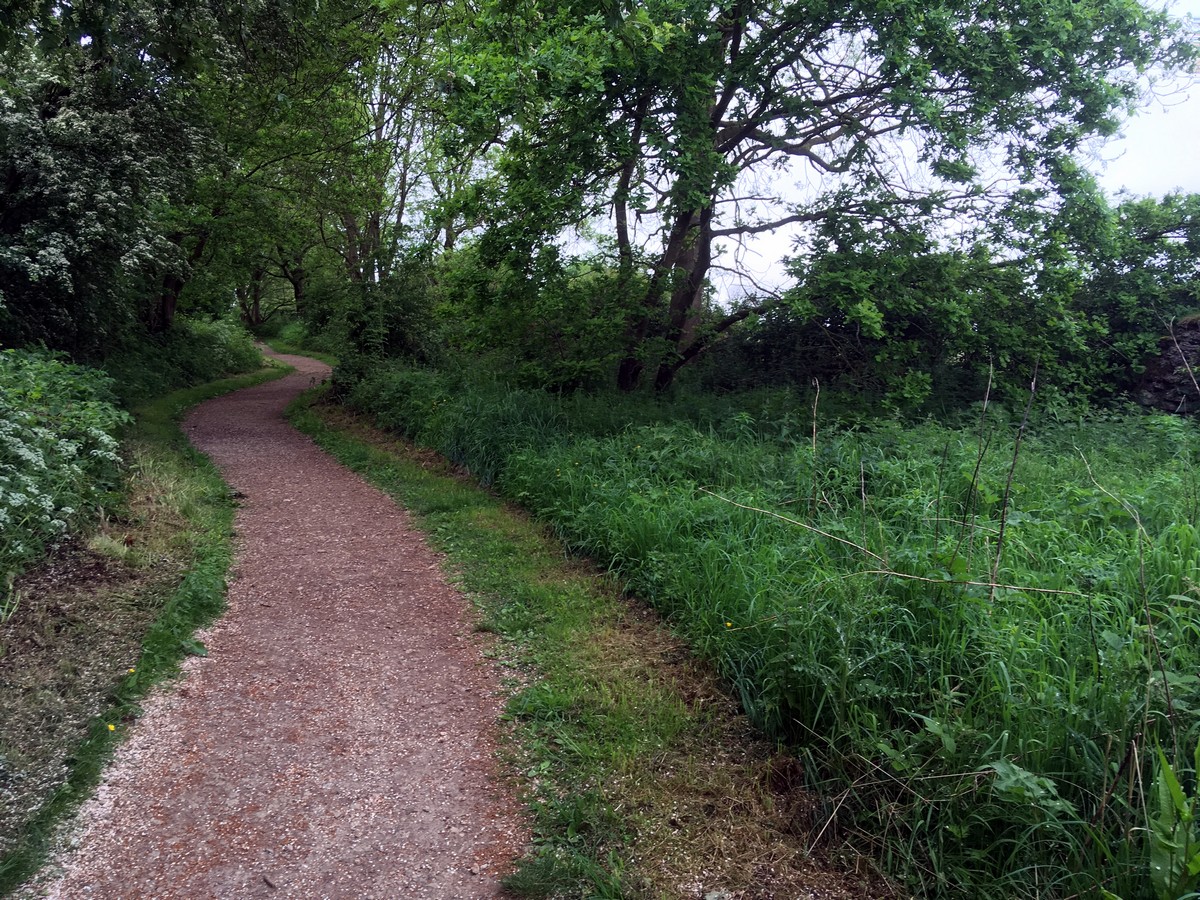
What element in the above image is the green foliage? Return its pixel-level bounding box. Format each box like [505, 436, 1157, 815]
[0, 0, 390, 354]
[444, 0, 1192, 390]
[0, 318, 258, 590]
[102, 317, 261, 406]
[0, 35, 194, 354]
[434, 243, 639, 390]
[1073, 193, 1200, 392]
[693, 191, 1200, 406]
[1149, 742, 1200, 900]
[340, 362, 1200, 897]
[0, 350, 129, 589]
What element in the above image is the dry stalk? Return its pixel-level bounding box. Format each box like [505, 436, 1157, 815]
[1166, 317, 1200, 404]
[989, 362, 1038, 604]
[700, 488, 1087, 597]
[810, 377, 820, 519]
[699, 487, 887, 564]
[951, 362, 994, 571]
[851, 570, 1086, 597]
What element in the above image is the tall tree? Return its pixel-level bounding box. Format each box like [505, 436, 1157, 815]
[0, 1, 215, 353]
[447, 0, 1191, 389]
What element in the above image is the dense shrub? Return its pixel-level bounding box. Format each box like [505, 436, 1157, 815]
[1, 319, 262, 590]
[102, 317, 260, 406]
[0, 350, 129, 590]
[340, 360, 1200, 898]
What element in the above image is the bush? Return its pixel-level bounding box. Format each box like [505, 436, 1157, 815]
[103, 317, 261, 406]
[0, 350, 129, 590]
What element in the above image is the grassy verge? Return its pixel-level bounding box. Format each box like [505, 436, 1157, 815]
[0, 362, 288, 894]
[333, 361, 1200, 898]
[288, 389, 881, 899]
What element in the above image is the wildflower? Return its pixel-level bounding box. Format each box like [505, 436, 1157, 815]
[107, 724, 115, 732]
[127, 667, 136, 674]
[725, 621, 733, 628]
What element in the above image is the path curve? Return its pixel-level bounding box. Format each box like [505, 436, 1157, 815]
[38, 352, 528, 898]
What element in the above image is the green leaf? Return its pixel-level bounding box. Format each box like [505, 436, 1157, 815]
[179, 637, 208, 657]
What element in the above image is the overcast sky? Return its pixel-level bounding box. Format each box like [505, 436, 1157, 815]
[1087, 0, 1200, 197]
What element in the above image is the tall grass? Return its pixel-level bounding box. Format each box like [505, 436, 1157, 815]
[340, 361, 1200, 898]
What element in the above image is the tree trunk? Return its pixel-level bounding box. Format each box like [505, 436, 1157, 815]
[615, 208, 700, 390]
[654, 205, 715, 390]
[278, 248, 307, 316]
[151, 274, 184, 333]
[235, 267, 268, 326]
[150, 228, 212, 332]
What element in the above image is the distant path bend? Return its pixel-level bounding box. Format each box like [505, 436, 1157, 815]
[40, 351, 527, 899]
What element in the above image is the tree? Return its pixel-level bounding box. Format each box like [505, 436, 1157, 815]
[0, 2, 211, 354]
[1069, 192, 1200, 392]
[446, 0, 1192, 390]
[0, 0, 399, 352]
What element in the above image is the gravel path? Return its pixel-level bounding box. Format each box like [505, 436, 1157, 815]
[34, 352, 528, 898]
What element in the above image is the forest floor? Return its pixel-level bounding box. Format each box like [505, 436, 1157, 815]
[6, 350, 891, 899]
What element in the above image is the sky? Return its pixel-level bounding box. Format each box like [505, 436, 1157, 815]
[1087, 0, 1200, 197]
[711, 1, 1200, 300]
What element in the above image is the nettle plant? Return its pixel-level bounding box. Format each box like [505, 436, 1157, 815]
[0, 350, 128, 600]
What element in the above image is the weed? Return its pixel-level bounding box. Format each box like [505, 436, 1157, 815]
[331, 361, 1200, 898]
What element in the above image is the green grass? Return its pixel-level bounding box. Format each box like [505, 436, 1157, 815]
[286, 391, 868, 898]
[330, 360, 1200, 899]
[263, 338, 340, 368]
[0, 361, 288, 893]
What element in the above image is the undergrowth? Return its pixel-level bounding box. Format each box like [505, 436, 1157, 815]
[335, 360, 1200, 899]
[103, 317, 261, 407]
[0, 350, 128, 596]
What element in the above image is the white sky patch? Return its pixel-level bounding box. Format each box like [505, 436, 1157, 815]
[1088, 0, 1200, 197]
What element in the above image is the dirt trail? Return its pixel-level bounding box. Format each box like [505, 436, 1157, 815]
[34, 352, 528, 898]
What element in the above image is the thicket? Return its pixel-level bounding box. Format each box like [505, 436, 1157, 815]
[0, 320, 260, 594]
[339, 361, 1200, 899]
[0, 351, 128, 594]
[102, 318, 261, 406]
